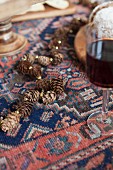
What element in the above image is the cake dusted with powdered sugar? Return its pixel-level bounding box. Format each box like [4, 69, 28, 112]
[89, 1, 113, 38]
[93, 7, 113, 38]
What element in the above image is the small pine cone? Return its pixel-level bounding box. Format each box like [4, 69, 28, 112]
[1, 111, 21, 133]
[22, 54, 35, 64]
[17, 61, 41, 78]
[49, 27, 70, 48]
[69, 17, 88, 34]
[31, 64, 42, 78]
[49, 39, 62, 51]
[18, 101, 34, 118]
[21, 64, 41, 78]
[51, 78, 64, 95]
[23, 90, 40, 103]
[36, 56, 53, 66]
[42, 91, 56, 105]
[51, 52, 64, 66]
[36, 78, 51, 92]
[54, 27, 69, 39]
[17, 60, 32, 75]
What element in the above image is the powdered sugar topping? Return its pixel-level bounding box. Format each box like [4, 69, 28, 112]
[93, 7, 113, 38]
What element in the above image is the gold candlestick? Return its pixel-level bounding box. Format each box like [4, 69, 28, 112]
[0, 0, 46, 56]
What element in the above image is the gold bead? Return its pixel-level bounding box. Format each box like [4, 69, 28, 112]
[16, 110, 20, 114]
[50, 58, 53, 62]
[37, 76, 42, 80]
[0, 117, 3, 120]
[55, 46, 59, 50]
[24, 98, 28, 101]
[40, 91, 44, 97]
[23, 58, 26, 61]
[69, 30, 73, 33]
[35, 55, 39, 59]
[58, 40, 62, 44]
[29, 66, 33, 70]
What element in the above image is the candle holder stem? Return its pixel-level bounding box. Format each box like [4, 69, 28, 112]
[0, 17, 27, 56]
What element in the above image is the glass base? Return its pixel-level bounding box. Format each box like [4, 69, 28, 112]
[0, 18, 28, 56]
[0, 33, 27, 56]
[87, 110, 113, 136]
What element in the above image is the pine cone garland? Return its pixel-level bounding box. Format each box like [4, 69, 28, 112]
[1, 111, 21, 132]
[51, 52, 64, 66]
[42, 91, 56, 105]
[36, 78, 51, 92]
[22, 54, 35, 64]
[17, 101, 34, 118]
[36, 56, 53, 66]
[51, 78, 64, 95]
[23, 90, 40, 103]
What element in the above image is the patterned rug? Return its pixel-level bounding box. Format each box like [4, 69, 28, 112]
[1, 1, 113, 170]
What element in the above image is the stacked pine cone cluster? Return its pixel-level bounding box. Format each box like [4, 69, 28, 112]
[16, 17, 88, 79]
[0, 49, 65, 133]
[0, 17, 88, 134]
[0, 44, 65, 133]
[0, 77, 64, 133]
[36, 78, 64, 104]
[17, 52, 64, 77]
[49, 16, 88, 51]
[68, 17, 88, 34]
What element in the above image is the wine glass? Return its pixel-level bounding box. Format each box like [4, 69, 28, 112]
[86, 23, 113, 136]
[0, 0, 46, 56]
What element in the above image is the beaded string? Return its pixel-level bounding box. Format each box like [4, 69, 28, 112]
[0, 17, 88, 133]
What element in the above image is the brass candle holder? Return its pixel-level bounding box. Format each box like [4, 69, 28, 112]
[0, 0, 46, 56]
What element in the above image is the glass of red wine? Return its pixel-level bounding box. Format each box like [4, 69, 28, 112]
[86, 23, 113, 136]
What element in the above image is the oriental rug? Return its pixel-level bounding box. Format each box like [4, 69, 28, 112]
[0, 1, 113, 170]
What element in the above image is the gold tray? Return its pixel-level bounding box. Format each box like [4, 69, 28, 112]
[74, 26, 86, 65]
[12, 3, 76, 22]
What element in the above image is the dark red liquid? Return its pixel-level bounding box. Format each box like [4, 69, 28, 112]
[87, 39, 113, 88]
